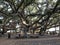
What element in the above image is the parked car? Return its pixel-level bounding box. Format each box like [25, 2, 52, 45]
[7, 30, 21, 38]
[6, 30, 39, 38]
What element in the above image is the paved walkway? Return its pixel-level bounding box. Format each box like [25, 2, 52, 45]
[0, 37, 60, 45]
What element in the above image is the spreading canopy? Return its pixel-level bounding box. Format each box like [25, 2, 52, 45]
[0, 0, 60, 34]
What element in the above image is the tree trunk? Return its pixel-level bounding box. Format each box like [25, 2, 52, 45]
[39, 27, 46, 36]
[23, 27, 28, 38]
[58, 22, 60, 36]
[8, 33, 11, 38]
[39, 28, 44, 36]
[2, 24, 6, 35]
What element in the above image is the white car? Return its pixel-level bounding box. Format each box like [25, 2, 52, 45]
[7, 30, 16, 33]
[7, 30, 20, 38]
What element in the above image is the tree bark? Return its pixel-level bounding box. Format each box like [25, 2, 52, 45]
[58, 22, 60, 36]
